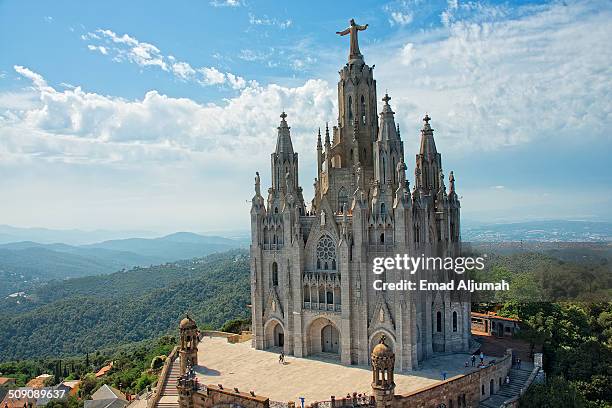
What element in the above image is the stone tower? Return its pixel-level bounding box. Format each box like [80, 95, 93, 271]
[250, 19, 469, 371]
[179, 315, 198, 375]
[371, 336, 395, 408]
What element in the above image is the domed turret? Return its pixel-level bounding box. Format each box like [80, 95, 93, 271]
[179, 315, 198, 375]
[371, 335, 395, 408]
[180, 315, 197, 330]
[372, 336, 394, 359]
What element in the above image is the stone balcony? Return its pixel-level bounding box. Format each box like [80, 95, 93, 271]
[303, 301, 342, 312]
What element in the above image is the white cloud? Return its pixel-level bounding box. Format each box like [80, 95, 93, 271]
[199, 67, 226, 85]
[248, 13, 292, 29]
[1, 66, 335, 168]
[210, 0, 241, 7]
[82, 29, 247, 89]
[374, 0, 612, 151]
[389, 11, 413, 26]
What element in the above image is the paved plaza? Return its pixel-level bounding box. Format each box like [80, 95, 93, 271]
[195, 337, 478, 403]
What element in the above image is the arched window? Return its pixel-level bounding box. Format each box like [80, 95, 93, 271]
[272, 262, 278, 286]
[436, 311, 442, 332]
[326, 290, 333, 304]
[316, 235, 336, 271]
[453, 311, 458, 332]
[338, 187, 348, 213]
[348, 96, 353, 122]
[303, 286, 310, 302]
[274, 207, 279, 214]
[361, 95, 366, 125]
[380, 233, 385, 244]
[380, 203, 386, 215]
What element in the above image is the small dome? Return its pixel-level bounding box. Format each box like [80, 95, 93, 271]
[372, 336, 393, 358]
[180, 315, 196, 329]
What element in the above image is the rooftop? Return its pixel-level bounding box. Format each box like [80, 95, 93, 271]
[195, 337, 481, 404]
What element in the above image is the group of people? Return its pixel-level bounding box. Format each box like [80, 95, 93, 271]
[465, 351, 486, 368]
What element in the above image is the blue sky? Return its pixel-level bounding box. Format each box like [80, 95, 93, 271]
[0, 0, 610, 232]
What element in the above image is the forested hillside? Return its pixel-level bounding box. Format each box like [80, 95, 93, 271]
[0, 250, 250, 362]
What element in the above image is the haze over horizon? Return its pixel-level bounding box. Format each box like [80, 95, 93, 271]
[1, 0, 610, 231]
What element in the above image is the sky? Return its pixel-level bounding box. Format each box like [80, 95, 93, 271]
[0, 0, 611, 233]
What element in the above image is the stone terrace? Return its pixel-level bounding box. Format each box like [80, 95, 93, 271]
[195, 337, 483, 404]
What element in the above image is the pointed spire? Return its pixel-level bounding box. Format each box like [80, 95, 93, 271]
[377, 93, 399, 142]
[275, 111, 294, 155]
[419, 113, 437, 156]
[396, 123, 400, 137]
[324, 122, 331, 145]
[317, 127, 322, 149]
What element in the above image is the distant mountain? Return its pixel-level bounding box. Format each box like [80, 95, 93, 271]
[0, 224, 157, 245]
[0, 232, 244, 298]
[462, 220, 612, 242]
[83, 232, 242, 260]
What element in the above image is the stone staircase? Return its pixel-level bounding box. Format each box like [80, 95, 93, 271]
[155, 357, 181, 408]
[479, 364, 534, 408]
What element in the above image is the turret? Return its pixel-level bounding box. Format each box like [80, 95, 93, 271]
[371, 336, 395, 408]
[178, 315, 198, 375]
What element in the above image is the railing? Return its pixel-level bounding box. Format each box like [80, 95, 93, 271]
[302, 302, 341, 313]
[303, 272, 341, 284]
[500, 366, 541, 408]
[311, 393, 374, 408]
[147, 345, 179, 408]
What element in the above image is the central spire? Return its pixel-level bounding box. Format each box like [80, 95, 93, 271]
[336, 19, 369, 61]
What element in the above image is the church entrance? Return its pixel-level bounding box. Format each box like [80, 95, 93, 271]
[264, 319, 285, 349]
[321, 324, 339, 353]
[274, 323, 285, 347]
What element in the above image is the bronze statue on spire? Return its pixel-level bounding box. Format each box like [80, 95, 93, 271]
[336, 19, 368, 60]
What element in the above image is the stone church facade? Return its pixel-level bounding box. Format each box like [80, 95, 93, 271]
[249, 20, 470, 371]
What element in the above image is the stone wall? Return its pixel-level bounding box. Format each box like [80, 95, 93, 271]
[393, 351, 512, 408]
[192, 385, 269, 408]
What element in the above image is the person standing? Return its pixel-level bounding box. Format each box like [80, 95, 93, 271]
[480, 352, 485, 364]
[471, 354, 476, 367]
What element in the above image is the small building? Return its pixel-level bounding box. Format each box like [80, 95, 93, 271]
[26, 374, 53, 388]
[84, 384, 128, 408]
[95, 363, 113, 379]
[471, 312, 520, 337]
[60, 380, 81, 397]
[0, 378, 16, 387]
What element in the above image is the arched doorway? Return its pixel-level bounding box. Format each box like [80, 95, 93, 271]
[307, 318, 341, 356]
[321, 324, 339, 353]
[274, 322, 284, 347]
[264, 319, 285, 349]
[490, 378, 494, 395]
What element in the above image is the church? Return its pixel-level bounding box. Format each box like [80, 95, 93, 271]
[249, 19, 470, 371]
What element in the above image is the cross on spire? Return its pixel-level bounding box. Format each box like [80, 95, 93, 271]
[280, 111, 287, 121]
[382, 93, 391, 105]
[423, 114, 431, 124]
